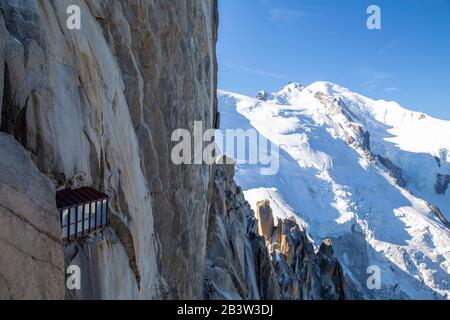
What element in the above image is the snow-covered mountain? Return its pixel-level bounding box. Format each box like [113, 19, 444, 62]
[218, 81, 450, 299]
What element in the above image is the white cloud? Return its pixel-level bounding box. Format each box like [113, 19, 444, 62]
[385, 87, 400, 92]
[358, 69, 398, 93]
[269, 8, 304, 22]
[222, 63, 287, 79]
[360, 69, 390, 84]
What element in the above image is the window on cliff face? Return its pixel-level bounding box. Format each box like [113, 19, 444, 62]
[56, 188, 109, 243]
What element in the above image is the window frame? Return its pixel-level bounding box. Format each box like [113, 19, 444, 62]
[58, 197, 108, 244]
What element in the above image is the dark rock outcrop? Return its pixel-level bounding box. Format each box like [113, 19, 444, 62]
[206, 156, 347, 300]
[255, 199, 274, 242]
[256, 90, 269, 101]
[427, 202, 450, 228]
[273, 219, 346, 300]
[0, 133, 64, 299]
[435, 174, 450, 195]
[376, 155, 407, 188]
[316, 239, 346, 300]
[205, 156, 280, 299]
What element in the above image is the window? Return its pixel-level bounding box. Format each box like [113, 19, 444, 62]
[70, 207, 76, 238]
[56, 187, 109, 243]
[96, 201, 102, 227]
[61, 209, 69, 239]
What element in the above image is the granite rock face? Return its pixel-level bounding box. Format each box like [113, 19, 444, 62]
[255, 199, 274, 242]
[273, 219, 347, 300]
[1, 0, 349, 301]
[205, 158, 280, 300]
[0, 133, 64, 299]
[316, 239, 346, 300]
[205, 158, 347, 300]
[0, 0, 218, 299]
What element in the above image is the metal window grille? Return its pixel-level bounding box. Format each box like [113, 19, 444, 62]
[56, 187, 109, 243]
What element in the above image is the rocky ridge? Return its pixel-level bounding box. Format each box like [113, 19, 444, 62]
[205, 156, 347, 300]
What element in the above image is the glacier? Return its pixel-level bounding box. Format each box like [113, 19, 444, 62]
[218, 81, 450, 299]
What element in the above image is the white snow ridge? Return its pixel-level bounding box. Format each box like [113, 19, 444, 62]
[218, 81, 450, 300]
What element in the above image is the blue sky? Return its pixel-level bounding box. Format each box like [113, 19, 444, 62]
[218, 0, 450, 120]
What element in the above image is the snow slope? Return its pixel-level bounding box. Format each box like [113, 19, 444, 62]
[218, 82, 450, 299]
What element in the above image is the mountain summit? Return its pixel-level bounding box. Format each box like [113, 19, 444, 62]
[218, 82, 450, 299]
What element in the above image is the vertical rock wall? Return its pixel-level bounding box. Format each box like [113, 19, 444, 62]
[0, 0, 218, 299]
[205, 157, 348, 300]
[205, 157, 280, 299]
[0, 133, 64, 299]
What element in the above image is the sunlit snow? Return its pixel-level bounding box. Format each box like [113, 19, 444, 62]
[218, 82, 450, 299]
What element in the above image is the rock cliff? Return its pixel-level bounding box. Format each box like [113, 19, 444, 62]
[205, 156, 347, 300]
[205, 157, 280, 300]
[0, 133, 64, 299]
[0, 0, 346, 300]
[0, 0, 218, 299]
